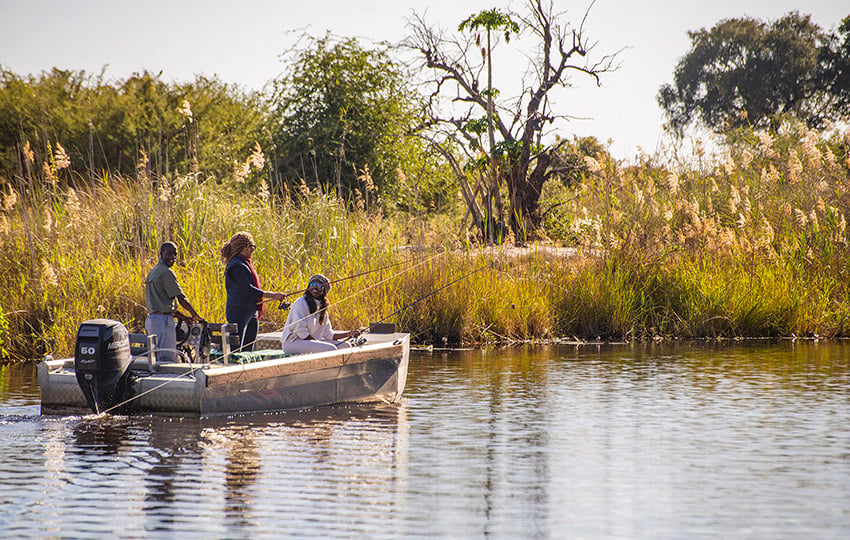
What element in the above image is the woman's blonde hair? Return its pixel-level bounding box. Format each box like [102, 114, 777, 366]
[220, 231, 254, 263]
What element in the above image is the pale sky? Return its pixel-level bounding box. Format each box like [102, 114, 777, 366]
[0, 0, 846, 161]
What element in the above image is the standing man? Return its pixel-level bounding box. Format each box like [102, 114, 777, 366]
[144, 242, 204, 362]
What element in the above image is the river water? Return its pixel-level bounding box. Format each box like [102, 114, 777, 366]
[1, 341, 848, 539]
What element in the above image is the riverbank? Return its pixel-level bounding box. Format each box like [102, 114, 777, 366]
[2, 233, 848, 362]
[2, 121, 849, 361]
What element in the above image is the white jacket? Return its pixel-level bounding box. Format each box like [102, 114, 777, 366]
[280, 296, 334, 344]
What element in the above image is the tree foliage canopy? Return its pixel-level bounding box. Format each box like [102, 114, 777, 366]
[820, 16, 850, 112]
[0, 68, 268, 185]
[269, 35, 423, 204]
[658, 11, 850, 136]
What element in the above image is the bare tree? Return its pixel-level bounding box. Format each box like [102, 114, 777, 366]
[405, 0, 619, 244]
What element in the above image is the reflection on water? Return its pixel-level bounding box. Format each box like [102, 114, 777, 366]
[0, 341, 848, 538]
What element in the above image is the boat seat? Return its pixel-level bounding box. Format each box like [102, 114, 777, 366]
[207, 323, 241, 349]
[129, 332, 158, 369]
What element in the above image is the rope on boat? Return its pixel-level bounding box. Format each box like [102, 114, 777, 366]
[98, 348, 200, 415]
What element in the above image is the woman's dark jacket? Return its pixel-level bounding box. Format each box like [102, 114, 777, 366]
[224, 255, 263, 311]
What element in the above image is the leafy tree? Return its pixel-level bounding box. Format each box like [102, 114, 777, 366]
[0, 68, 269, 186]
[405, 0, 618, 243]
[821, 16, 850, 112]
[658, 11, 849, 136]
[269, 35, 423, 206]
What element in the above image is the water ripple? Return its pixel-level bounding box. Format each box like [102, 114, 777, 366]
[1, 344, 849, 538]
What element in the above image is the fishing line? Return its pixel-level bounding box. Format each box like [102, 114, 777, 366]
[374, 260, 494, 324]
[105, 250, 486, 411]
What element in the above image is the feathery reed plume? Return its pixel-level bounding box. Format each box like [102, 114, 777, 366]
[824, 146, 837, 168]
[160, 183, 173, 202]
[663, 172, 679, 195]
[136, 149, 149, 182]
[23, 141, 34, 165]
[42, 162, 55, 185]
[2, 187, 17, 211]
[729, 185, 740, 214]
[358, 164, 377, 193]
[233, 161, 250, 183]
[65, 188, 81, 215]
[258, 179, 269, 201]
[176, 100, 193, 122]
[298, 178, 311, 197]
[54, 143, 71, 170]
[802, 130, 821, 164]
[757, 131, 777, 158]
[248, 142, 265, 171]
[583, 156, 602, 173]
[41, 259, 58, 287]
[787, 152, 803, 183]
[766, 165, 779, 184]
[354, 188, 364, 211]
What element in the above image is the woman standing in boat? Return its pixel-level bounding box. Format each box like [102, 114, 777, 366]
[280, 273, 361, 354]
[220, 232, 286, 351]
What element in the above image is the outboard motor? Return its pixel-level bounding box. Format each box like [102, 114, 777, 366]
[74, 319, 133, 414]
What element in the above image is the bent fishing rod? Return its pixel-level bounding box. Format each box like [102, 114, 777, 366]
[278, 257, 494, 346]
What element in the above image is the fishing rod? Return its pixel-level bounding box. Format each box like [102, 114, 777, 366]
[294, 257, 494, 346]
[274, 248, 454, 335]
[263, 248, 447, 307]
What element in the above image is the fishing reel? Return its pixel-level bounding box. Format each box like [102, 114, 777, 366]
[176, 320, 211, 362]
[277, 300, 291, 310]
[348, 328, 368, 347]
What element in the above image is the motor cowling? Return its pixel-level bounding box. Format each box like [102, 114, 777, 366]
[74, 319, 133, 414]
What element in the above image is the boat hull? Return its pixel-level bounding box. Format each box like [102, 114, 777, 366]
[39, 333, 410, 417]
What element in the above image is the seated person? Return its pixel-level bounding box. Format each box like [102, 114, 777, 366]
[280, 274, 360, 354]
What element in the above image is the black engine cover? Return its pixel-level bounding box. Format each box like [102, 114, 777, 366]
[74, 319, 133, 414]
